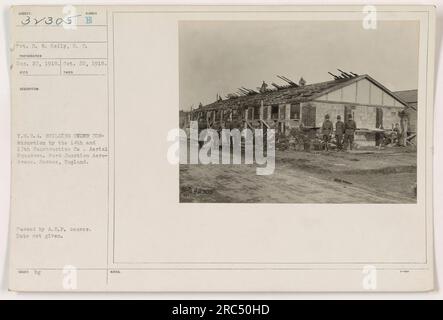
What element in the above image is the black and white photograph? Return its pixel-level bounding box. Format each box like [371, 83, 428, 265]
[179, 20, 419, 203]
[1, 3, 438, 296]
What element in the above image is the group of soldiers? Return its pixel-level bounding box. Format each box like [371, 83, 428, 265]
[321, 114, 357, 151]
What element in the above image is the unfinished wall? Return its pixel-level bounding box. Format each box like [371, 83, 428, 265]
[383, 107, 401, 130]
[353, 105, 376, 129]
[308, 101, 344, 127]
[311, 101, 402, 131]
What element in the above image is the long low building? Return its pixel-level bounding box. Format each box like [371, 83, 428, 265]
[181, 73, 410, 146]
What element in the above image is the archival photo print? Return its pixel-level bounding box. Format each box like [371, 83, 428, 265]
[179, 20, 418, 204]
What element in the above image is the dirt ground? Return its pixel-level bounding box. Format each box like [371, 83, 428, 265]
[179, 146, 417, 203]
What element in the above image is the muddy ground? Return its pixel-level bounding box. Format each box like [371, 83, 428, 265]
[179, 147, 417, 203]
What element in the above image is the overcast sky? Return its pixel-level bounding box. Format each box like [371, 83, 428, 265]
[179, 20, 419, 111]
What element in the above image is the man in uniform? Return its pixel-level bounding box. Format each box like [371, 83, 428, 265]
[321, 114, 333, 151]
[335, 115, 345, 151]
[344, 114, 357, 151]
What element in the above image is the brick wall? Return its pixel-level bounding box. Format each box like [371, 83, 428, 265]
[353, 105, 376, 129]
[311, 101, 345, 126]
[383, 107, 401, 130]
[311, 101, 400, 130]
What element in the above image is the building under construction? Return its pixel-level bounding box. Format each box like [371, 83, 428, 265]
[180, 71, 411, 147]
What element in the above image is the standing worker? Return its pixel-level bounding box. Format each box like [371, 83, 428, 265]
[344, 114, 357, 151]
[335, 115, 345, 151]
[321, 114, 333, 151]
